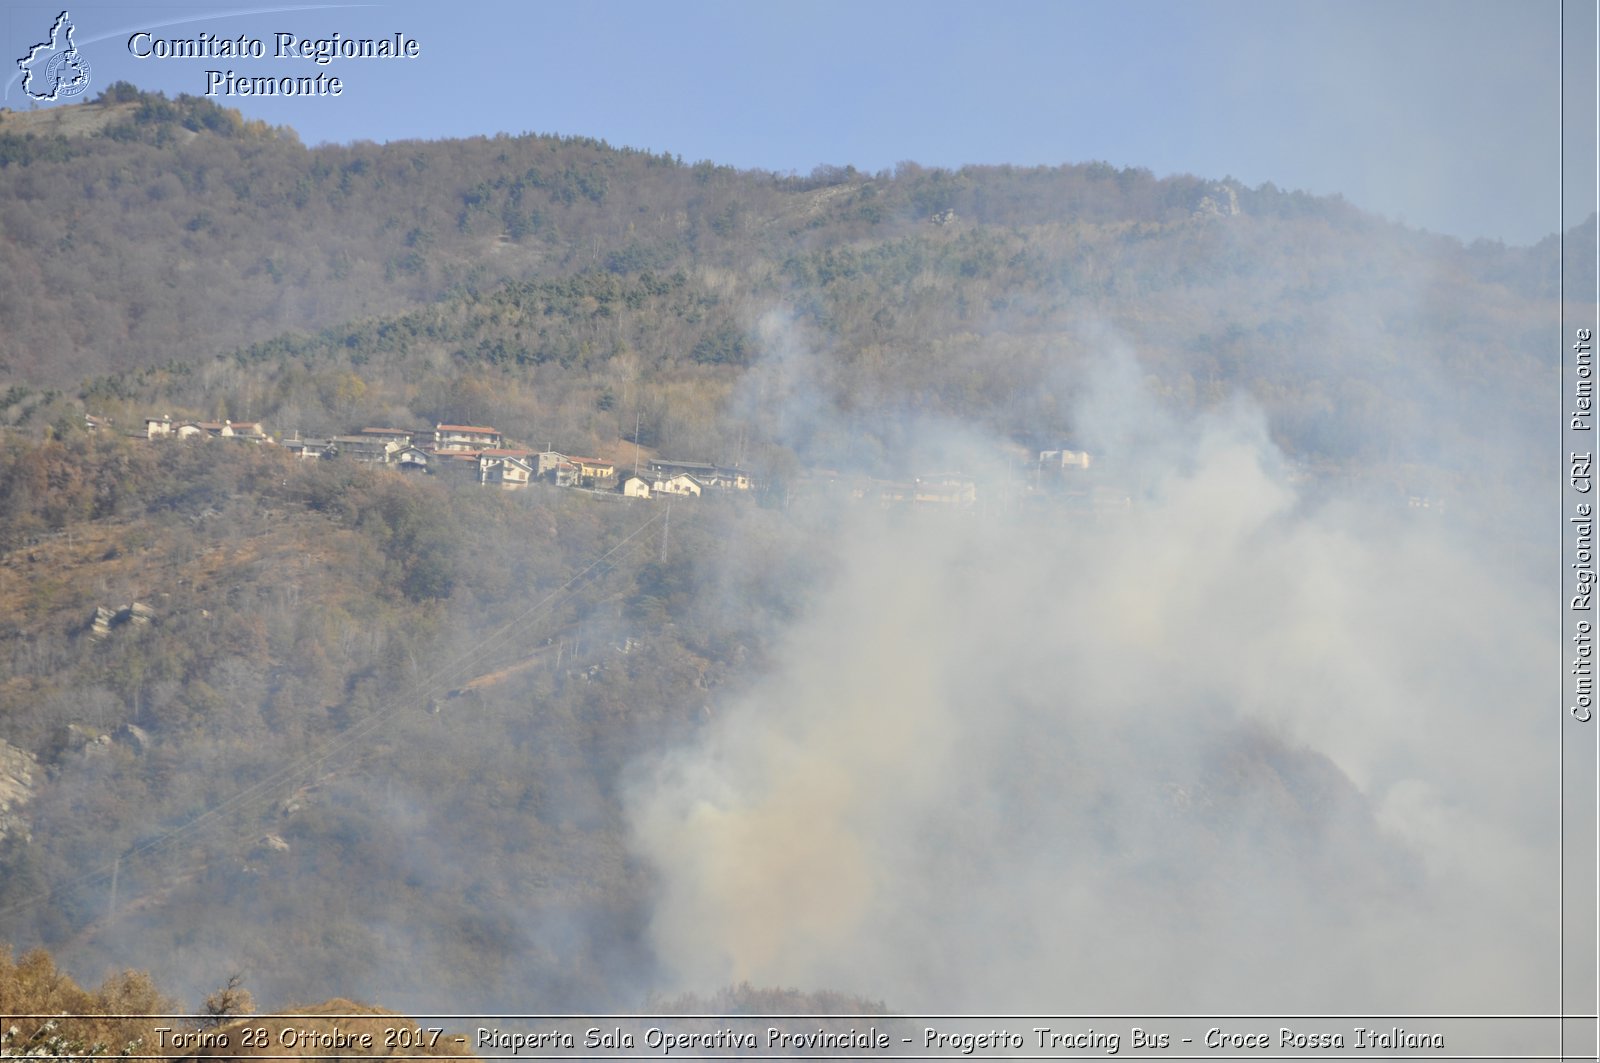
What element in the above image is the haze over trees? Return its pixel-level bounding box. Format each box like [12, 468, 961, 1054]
[0, 85, 1566, 474]
[0, 86, 1578, 1017]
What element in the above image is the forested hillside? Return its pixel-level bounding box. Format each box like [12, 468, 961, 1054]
[0, 86, 1578, 1017]
[0, 431, 814, 1007]
[0, 86, 1567, 476]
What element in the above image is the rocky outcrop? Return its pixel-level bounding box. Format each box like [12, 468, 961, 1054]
[0, 738, 37, 844]
[1193, 181, 1241, 219]
[87, 602, 155, 639]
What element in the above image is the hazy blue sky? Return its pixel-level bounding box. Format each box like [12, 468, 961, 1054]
[3, 0, 1590, 245]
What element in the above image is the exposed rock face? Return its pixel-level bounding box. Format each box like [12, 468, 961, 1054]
[1194, 181, 1241, 219]
[90, 605, 116, 638]
[87, 602, 155, 639]
[115, 722, 152, 753]
[0, 738, 38, 844]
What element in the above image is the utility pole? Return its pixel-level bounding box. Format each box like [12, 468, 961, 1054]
[661, 499, 671, 562]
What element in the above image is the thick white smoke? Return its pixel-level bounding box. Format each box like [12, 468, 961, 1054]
[626, 331, 1553, 1017]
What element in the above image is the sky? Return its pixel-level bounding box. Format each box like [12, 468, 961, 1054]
[1, 0, 1590, 246]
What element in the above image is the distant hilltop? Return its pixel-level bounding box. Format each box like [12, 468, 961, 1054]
[0, 82, 292, 143]
[0, 99, 140, 138]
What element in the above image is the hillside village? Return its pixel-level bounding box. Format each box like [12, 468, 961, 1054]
[137, 413, 759, 498]
[117, 412, 1108, 511]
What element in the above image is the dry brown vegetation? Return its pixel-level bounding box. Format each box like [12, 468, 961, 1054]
[0, 86, 1568, 483]
[0, 84, 1579, 1016]
[0, 428, 807, 1009]
[0, 946, 171, 1057]
[0, 948, 480, 1062]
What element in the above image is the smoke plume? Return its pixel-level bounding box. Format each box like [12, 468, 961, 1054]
[626, 324, 1553, 1017]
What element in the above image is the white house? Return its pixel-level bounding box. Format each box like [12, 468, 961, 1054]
[434, 424, 502, 451]
[653, 473, 703, 497]
[480, 454, 534, 489]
